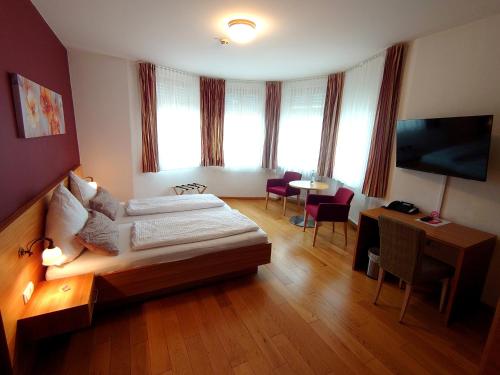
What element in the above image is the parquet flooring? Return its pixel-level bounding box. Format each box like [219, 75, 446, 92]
[33, 198, 489, 375]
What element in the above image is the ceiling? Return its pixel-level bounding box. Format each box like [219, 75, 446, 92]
[32, 0, 500, 80]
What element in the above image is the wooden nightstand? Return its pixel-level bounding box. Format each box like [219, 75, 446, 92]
[18, 273, 96, 340]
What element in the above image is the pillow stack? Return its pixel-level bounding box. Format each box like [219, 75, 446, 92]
[45, 173, 122, 266]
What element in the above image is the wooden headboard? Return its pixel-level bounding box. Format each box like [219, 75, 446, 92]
[0, 165, 82, 373]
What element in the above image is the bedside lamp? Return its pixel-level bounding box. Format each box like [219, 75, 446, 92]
[84, 176, 97, 189]
[19, 237, 63, 266]
[42, 243, 63, 266]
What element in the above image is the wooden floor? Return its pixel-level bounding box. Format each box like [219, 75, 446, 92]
[33, 198, 490, 375]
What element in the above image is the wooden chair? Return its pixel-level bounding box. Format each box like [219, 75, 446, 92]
[373, 216, 454, 323]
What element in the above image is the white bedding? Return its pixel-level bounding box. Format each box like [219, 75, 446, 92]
[131, 209, 259, 250]
[126, 194, 224, 216]
[45, 206, 269, 280]
[115, 202, 231, 224]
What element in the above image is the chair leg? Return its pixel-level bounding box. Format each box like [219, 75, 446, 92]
[332, 222, 335, 232]
[303, 212, 309, 232]
[313, 221, 319, 247]
[399, 284, 413, 323]
[265, 192, 269, 209]
[282, 196, 287, 216]
[373, 268, 385, 304]
[439, 278, 450, 313]
[343, 222, 348, 247]
[399, 279, 404, 289]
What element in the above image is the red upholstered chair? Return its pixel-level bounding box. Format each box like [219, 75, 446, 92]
[266, 171, 302, 215]
[304, 187, 354, 247]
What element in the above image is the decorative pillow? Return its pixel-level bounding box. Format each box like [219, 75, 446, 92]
[76, 210, 119, 256]
[89, 187, 120, 220]
[45, 184, 89, 264]
[69, 170, 97, 207]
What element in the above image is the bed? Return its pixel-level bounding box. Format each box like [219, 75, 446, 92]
[2, 167, 270, 371]
[47, 201, 272, 307]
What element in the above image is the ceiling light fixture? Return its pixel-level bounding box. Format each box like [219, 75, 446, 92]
[227, 19, 257, 43]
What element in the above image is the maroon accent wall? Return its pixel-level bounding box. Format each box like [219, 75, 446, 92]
[0, 0, 80, 224]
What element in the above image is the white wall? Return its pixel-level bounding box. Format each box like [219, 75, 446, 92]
[388, 13, 500, 306]
[68, 49, 134, 201]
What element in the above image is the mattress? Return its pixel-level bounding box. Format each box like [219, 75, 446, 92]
[46, 205, 268, 280]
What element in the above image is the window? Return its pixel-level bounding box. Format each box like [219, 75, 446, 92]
[333, 53, 386, 188]
[223, 81, 266, 168]
[277, 77, 327, 175]
[156, 67, 200, 170]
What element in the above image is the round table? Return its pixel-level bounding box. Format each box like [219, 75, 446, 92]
[288, 180, 330, 228]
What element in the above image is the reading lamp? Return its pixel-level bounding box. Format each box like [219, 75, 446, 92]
[18, 237, 63, 266]
[84, 176, 98, 189]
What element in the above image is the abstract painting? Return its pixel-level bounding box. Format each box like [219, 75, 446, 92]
[11, 73, 65, 138]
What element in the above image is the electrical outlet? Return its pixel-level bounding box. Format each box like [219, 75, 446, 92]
[23, 281, 34, 304]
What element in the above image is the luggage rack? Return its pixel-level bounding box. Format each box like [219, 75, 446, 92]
[172, 183, 207, 195]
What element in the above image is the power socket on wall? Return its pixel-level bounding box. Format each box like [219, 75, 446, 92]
[23, 281, 34, 304]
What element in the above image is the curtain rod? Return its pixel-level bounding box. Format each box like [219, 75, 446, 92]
[154, 64, 200, 77]
[345, 50, 386, 72]
[152, 64, 275, 83]
[140, 48, 387, 83]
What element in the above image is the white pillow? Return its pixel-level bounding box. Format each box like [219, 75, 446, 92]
[69, 170, 97, 207]
[45, 184, 89, 264]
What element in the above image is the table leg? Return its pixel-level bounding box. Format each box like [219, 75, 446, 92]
[304, 190, 309, 216]
[290, 189, 315, 228]
[444, 238, 495, 324]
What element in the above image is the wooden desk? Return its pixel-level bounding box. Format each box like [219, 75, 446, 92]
[353, 207, 496, 324]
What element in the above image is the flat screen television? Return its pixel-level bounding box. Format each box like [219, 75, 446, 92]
[396, 115, 493, 181]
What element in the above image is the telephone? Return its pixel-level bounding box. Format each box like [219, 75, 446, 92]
[383, 201, 419, 215]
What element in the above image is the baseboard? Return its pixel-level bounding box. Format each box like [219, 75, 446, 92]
[219, 196, 265, 200]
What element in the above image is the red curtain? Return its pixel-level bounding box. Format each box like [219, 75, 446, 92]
[317, 72, 344, 178]
[138, 62, 159, 173]
[262, 81, 282, 169]
[200, 77, 225, 166]
[362, 43, 407, 197]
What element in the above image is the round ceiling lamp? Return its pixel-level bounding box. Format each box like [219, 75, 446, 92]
[227, 19, 257, 43]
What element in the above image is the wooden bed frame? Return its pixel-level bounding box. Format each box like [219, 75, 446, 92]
[96, 243, 271, 307]
[0, 166, 272, 373]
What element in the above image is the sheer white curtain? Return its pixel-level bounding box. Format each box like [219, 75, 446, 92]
[277, 77, 327, 175]
[224, 81, 266, 169]
[156, 67, 200, 170]
[333, 53, 386, 188]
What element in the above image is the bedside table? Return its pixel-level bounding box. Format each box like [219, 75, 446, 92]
[18, 273, 96, 340]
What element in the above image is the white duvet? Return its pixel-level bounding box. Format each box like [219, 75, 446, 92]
[131, 208, 259, 250]
[126, 193, 224, 216]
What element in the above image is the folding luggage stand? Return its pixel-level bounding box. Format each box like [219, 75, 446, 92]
[172, 183, 207, 195]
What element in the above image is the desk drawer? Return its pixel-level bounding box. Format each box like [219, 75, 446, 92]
[425, 241, 458, 267]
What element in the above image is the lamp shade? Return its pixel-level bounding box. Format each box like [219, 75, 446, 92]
[227, 19, 257, 43]
[42, 246, 63, 266]
[88, 181, 97, 189]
